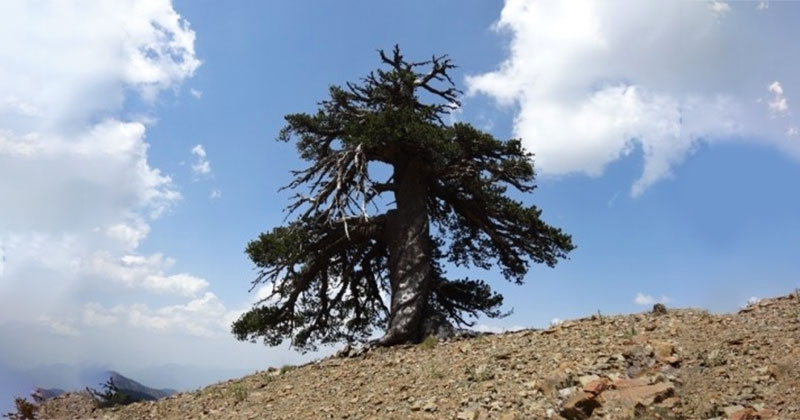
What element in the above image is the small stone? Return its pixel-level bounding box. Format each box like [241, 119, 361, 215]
[653, 341, 674, 362]
[659, 396, 680, 409]
[602, 381, 674, 409]
[577, 374, 600, 387]
[583, 378, 610, 395]
[422, 400, 437, 412]
[611, 377, 651, 389]
[560, 392, 601, 420]
[756, 408, 777, 419]
[607, 372, 623, 381]
[499, 412, 519, 420]
[558, 386, 578, 399]
[722, 405, 746, 416]
[729, 408, 759, 420]
[457, 409, 479, 420]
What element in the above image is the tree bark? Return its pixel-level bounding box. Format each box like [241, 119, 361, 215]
[375, 158, 435, 346]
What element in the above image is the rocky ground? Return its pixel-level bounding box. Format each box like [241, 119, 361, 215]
[27, 292, 800, 419]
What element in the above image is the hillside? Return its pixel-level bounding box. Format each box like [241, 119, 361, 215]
[105, 371, 176, 402]
[34, 293, 800, 419]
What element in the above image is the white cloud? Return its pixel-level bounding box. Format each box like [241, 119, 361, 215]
[209, 189, 222, 200]
[0, 2, 317, 382]
[758, 1, 769, 11]
[472, 324, 526, 334]
[189, 88, 203, 99]
[0, 121, 180, 231]
[0, 1, 199, 126]
[549, 318, 564, 327]
[82, 303, 119, 327]
[768, 81, 789, 114]
[106, 219, 151, 250]
[709, 1, 732, 18]
[191, 144, 212, 176]
[89, 252, 209, 297]
[1, 96, 40, 117]
[468, 0, 800, 196]
[85, 292, 235, 338]
[39, 317, 80, 337]
[0, 1, 206, 340]
[633, 293, 671, 306]
[747, 296, 761, 306]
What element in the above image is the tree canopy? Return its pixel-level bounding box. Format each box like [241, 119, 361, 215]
[232, 46, 575, 350]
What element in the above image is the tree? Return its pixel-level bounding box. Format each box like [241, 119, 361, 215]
[232, 46, 575, 350]
[3, 397, 38, 420]
[86, 378, 136, 408]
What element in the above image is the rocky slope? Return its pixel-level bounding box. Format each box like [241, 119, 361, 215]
[33, 293, 800, 419]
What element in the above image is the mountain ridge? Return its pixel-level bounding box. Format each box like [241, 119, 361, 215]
[34, 292, 800, 419]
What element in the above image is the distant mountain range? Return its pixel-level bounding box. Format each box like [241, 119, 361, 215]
[2, 367, 176, 414]
[1, 362, 253, 414]
[102, 371, 176, 402]
[32, 371, 175, 404]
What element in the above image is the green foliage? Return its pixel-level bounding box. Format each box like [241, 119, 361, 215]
[464, 364, 494, 382]
[624, 324, 637, 340]
[279, 364, 296, 375]
[86, 378, 136, 408]
[428, 364, 445, 379]
[229, 383, 248, 404]
[234, 46, 575, 350]
[417, 336, 438, 350]
[3, 397, 38, 420]
[260, 372, 277, 385]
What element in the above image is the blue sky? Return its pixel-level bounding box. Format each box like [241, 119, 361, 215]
[1, 0, 800, 405]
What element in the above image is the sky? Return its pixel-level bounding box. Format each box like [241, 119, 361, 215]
[2, 0, 800, 407]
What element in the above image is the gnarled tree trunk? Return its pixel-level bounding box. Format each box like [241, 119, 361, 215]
[375, 158, 447, 346]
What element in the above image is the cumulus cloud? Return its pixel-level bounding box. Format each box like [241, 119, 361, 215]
[0, 2, 320, 388]
[189, 88, 203, 99]
[209, 189, 222, 200]
[89, 252, 209, 297]
[0, 1, 205, 341]
[106, 219, 151, 251]
[191, 144, 212, 176]
[83, 292, 234, 338]
[468, 0, 800, 196]
[633, 293, 671, 306]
